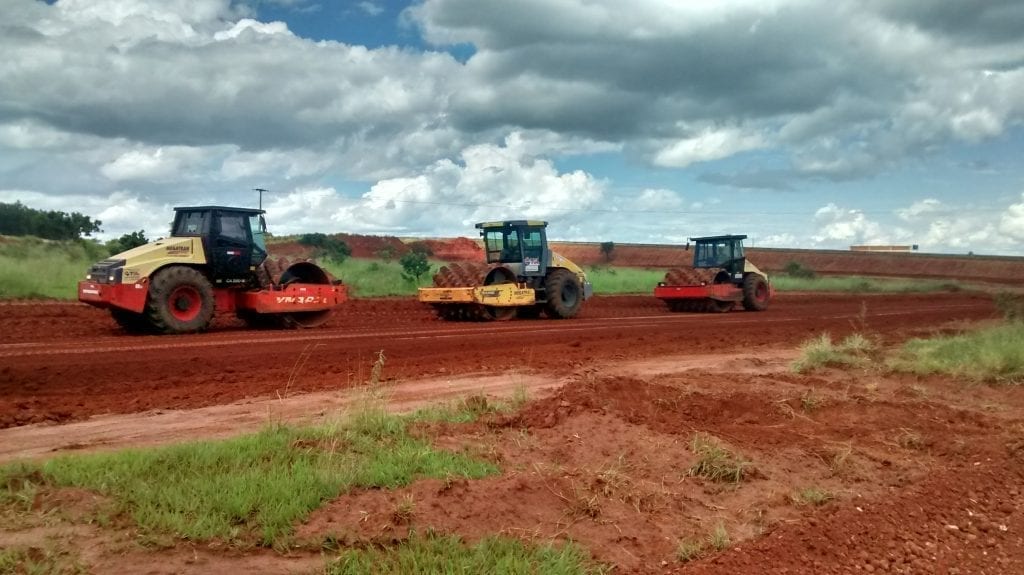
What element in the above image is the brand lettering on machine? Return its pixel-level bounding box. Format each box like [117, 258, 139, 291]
[166, 245, 190, 256]
[275, 296, 322, 304]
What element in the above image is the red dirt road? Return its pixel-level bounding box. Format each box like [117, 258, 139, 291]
[0, 292, 997, 428]
[1, 290, 1021, 575]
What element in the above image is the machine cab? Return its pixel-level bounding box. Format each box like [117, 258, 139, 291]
[692, 234, 747, 275]
[172, 206, 268, 284]
[476, 220, 550, 277]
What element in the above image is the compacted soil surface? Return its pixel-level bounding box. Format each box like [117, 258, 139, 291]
[1, 291, 1022, 574]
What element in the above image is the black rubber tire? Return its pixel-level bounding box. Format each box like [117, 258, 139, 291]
[517, 305, 545, 319]
[544, 268, 582, 319]
[145, 266, 215, 334]
[237, 309, 285, 330]
[111, 309, 152, 333]
[707, 299, 735, 313]
[742, 273, 770, 311]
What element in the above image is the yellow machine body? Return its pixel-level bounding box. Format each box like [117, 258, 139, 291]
[417, 283, 537, 307]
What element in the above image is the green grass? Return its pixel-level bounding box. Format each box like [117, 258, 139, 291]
[0, 545, 86, 575]
[318, 258, 443, 297]
[584, 266, 665, 294]
[0, 411, 497, 547]
[772, 275, 965, 293]
[409, 390, 528, 425]
[0, 237, 104, 299]
[791, 487, 834, 506]
[687, 433, 751, 483]
[708, 523, 731, 551]
[325, 534, 604, 575]
[888, 322, 1024, 384]
[791, 333, 877, 373]
[676, 538, 705, 563]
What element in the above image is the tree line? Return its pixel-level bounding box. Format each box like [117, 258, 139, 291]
[0, 201, 151, 255]
[0, 201, 102, 241]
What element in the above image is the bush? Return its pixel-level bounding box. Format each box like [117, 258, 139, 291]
[298, 233, 351, 263]
[104, 230, 148, 256]
[400, 252, 431, 283]
[783, 260, 816, 279]
[407, 241, 434, 257]
[994, 292, 1024, 322]
[375, 245, 398, 263]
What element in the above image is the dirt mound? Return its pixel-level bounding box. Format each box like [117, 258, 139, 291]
[509, 375, 779, 433]
[420, 237, 483, 262]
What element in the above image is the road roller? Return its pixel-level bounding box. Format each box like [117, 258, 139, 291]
[78, 205, 346, 334]
[418, 220, 593, 321]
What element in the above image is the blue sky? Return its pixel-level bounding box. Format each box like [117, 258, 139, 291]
[3, 0, 1023, 254]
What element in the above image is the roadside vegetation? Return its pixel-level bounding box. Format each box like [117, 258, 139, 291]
[0, 380, 604, 572]
[889, 322, 1024, 384]
[0, 405, 498, 547]
[585, 265, 665, 294]
[0, 237, 103, 299]
[772, 274, 966, 293]
[793, 292, 1024, 384]
[318, 257, 444, 296]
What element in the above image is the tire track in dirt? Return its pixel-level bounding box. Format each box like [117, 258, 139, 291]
[0, 293, 997, 428]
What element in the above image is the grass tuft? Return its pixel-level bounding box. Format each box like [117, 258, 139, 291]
[325, 534, 604, 575]
[687, 433, 751, 483]
[790, 487, 833, 506]
[791, 332, 877, 373]
[676, 538, 705, 563]
[707, 523, 731, 551]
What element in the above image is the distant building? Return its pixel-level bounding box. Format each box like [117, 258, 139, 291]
[850, 245, 918, 252]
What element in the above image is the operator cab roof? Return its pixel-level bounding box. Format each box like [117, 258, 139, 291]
[690, 234, 747, 242]
[475, 220, 548, 229]
[173, 206, 266, 215]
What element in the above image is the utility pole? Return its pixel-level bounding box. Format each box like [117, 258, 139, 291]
[254, 187, 269, 211]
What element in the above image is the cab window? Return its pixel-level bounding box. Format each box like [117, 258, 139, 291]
[522, 228, 543, 260]
[218, 213, 249, 242]
[249, 215, 267, 253]
[173, 211, 208, 236]
[483, 229, 521, 263]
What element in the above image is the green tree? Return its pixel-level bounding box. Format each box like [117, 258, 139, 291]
[105, 230, 149, 255]
[600, 241, 615, 262]
[298, 233, 351, 263]
[400, 251, 431, 284]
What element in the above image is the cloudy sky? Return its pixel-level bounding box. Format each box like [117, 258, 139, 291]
[3, 0, 1023, 254]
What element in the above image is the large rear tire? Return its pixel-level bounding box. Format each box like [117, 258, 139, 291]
[145, 266, 215, 334]
[742, 273, 770, 311]
[111, 309, 152, 333]
[544, 269, 582, 319]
